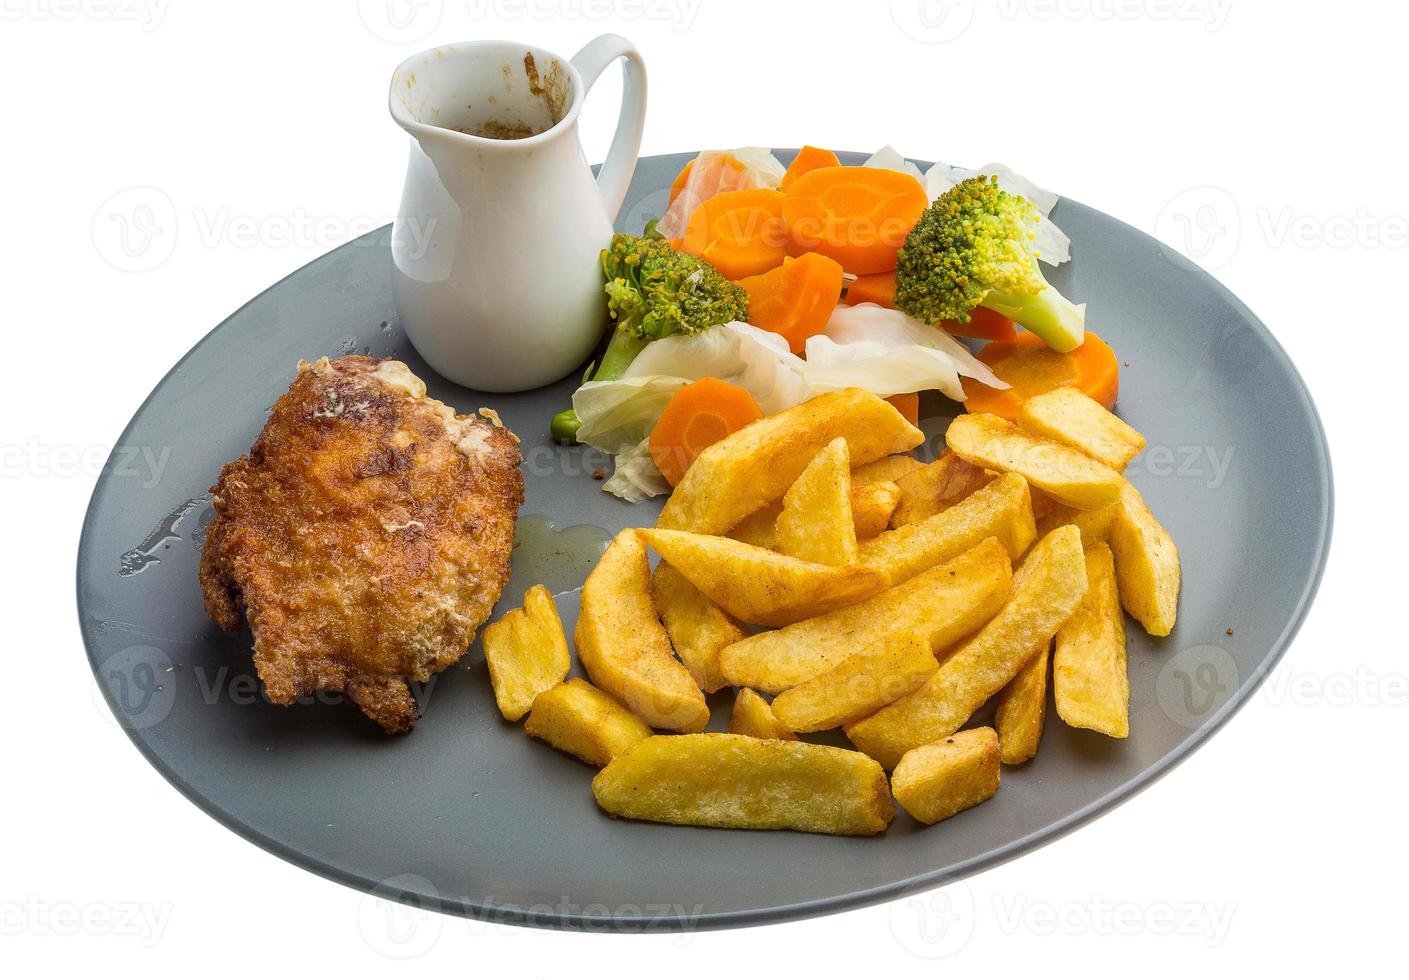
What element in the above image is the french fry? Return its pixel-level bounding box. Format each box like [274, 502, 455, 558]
[652, 561, 745, 694]
[845, 525, 1088, 768]
[638, 529, 889, 629]
[945, 413, 1123, 510]
[1108, 481, 1181, 636]
[481, 584, 571, 722]
[852, 454, 924, 485]
[730, 480, 901, 549]
[890, 451, 995, 527]
[728, 688, 797, 740]
[718, 538, 1012, 693]
[891, 727, 1001, 825]
[1054, 543, 1129, 737]
[591, 733, 895, 835]
[1035, 500, 1118, 547]
[524, 679, 653, 767]
[776, 438, 858, 566]
[851, 481, 902, 539]
[727, 502, 781, 550]
[575, 530, 710, 732]
[994, 640, 1050, 764]
[771, 631, 938, 732]
[1019, 386, 1147, 471]
[859, 472, 1036, 583]
[657, 388, 923, 535]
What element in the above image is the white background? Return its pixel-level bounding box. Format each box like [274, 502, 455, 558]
[2, 0, 1401, 972]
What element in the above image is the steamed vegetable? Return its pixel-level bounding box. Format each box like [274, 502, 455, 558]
[782, 166, 928, 275]
[961, 331, 1119, 420]
[551, 234, 748, 443]
[844, 273, 1018, 341]
[781, 145, 841, 190]
[894, 175, 1086, 351]
[803, 303, 1006, 402]
[648, 377, 764, 486]
[676, 188, 790, 280]
[736, 253, 846, 353]
[657, 149, 786, 240]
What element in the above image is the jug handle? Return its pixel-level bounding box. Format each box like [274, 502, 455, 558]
[571, 35, 647, 223]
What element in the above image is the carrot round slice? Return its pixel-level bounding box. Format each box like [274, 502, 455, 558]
[782, 166, 928, 276]
[649, 378, 765, 487]
[962, 331, 1120, 421]
[736, 253, 845, 353]
[781, 146, 842, 191]
[676, 188, 789, 280]
[668, 159, 695, 203]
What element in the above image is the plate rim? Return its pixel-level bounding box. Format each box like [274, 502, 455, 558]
[76, 153, 1335, 932]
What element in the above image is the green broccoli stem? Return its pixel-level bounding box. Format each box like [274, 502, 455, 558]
[981, 282, 1086, 354]
[551, 329, 652, 445]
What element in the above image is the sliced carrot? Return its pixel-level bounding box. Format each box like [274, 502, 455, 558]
[886, 392, 920, 426]
[961, 331, 1120, 421]
[675, 188, 789, 280]
[649, 378, 764, 487]
[735, 253, 845, 354]
[781, 145, 841, 191]
[668, 159, 695, 203]
[782, 166, 928, 276]
[942, 306, 1017, 342]
[844, 270, 896, 308]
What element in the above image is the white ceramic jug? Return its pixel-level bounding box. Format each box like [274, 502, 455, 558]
[388, 36, 647, 392]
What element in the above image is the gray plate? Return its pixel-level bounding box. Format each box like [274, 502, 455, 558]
[78, 151, 1333, 931]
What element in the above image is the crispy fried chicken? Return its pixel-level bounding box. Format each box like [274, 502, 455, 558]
[199, 355, 523, 732]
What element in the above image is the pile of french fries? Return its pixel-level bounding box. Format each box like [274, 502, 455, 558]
[482, 387, 1180, 836]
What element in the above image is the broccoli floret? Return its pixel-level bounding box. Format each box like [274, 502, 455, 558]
[551, 233, 747, 444]
[894, 175, 1085, 352]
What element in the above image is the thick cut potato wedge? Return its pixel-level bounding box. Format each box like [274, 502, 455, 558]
[891, 727, 1001, 825]
[730, 481, 901, 550]
[994, 640, 1050, 764]
[851, 481, 902, 539]
[727, 503, 781, 550]
[656, 388, 923, 535]
[776, 438, 858, 566]
[860, 472, 1036, 583]
[591, 733, 895, 835]
[481, 584, 571, 722]
[846, 525, 1088, 768]
[853, 454, 924, 485]
[1019, 386, 1147, 471]
[652, 561, 744, 694]
[728, 688, 797, 740]
[1035, 500, 1117, 547]
[1108, 481, 1180, 636]
[524, 679, 653, 767]
[1055, 543, 1130, 737]
[719, 538, 1012, 693]
[638, 529, 889, 629]
[771, 631, 938, 732]
[890, 451, 996, 527]
[575, 530, 710, 732]
[945, 413, 1123, 510]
